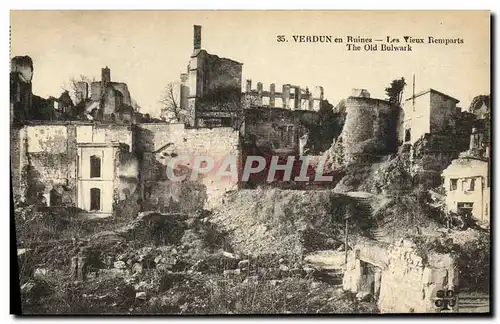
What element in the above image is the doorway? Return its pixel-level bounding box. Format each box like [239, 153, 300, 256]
[90, 188, 101, 211]
[457, 202, 473, 217]
[359, 260, 382, 301]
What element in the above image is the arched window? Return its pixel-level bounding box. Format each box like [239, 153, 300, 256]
[90, 155, 101, 178]
[90, 188, 101, 211]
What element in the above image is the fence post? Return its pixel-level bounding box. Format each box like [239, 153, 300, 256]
[71, 255, 87, 281]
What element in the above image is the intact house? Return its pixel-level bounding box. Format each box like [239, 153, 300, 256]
[401, 88, 461, 145]
[441, 126, 490, 224]
[441, 156, 489, 223]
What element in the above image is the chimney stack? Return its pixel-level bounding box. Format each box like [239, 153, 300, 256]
[193, 25, 202, 51]
[102, 66, 111, 84]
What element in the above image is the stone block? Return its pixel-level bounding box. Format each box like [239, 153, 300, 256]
[238, 259, 250, 269]
[114, 260, 127, 269]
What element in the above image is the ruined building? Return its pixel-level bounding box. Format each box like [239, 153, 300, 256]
[10, 56, 63, 123]
[243, 79, 324, 111]
[11, 55, 140, 125]
[81, 66, 136, 123]
[10, 53, 241, 216]
[13, 121, 240, 217]
[10, 56, 34, 124]
[10, 25, 332, 217]
[177, 25, 325, 133]
[178, 25, 243, 128]
[340, 89, 400, 161]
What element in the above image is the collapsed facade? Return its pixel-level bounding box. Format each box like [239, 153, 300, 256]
[81, 66, 136, 123]
[13, 121, 240, 217]
[176, 25, 325, 130]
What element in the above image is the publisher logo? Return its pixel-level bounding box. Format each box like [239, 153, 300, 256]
[433, 289, 457, 311]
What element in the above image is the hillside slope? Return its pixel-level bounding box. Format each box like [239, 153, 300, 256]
[210, 188, 366, 256]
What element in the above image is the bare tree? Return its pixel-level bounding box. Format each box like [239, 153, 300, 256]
[61, 74, 96, 103]
[159, 81, 188, 123]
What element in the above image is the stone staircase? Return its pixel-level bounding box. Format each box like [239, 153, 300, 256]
[304, 251, 345, 288]
[457, 293, 490, 313]
[347, 192, 386, 241]
[312, 267, 344, 287]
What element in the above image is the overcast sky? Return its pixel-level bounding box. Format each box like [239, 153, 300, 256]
[11, 10, 490, 117]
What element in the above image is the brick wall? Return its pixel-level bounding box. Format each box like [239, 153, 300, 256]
[17, 125, 78, 205]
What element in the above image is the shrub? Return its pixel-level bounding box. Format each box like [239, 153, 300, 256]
[456, 231, 490, 293]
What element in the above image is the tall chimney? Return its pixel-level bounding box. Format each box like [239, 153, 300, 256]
[193, 25, 202, 51]
[102, 66, 111, 84]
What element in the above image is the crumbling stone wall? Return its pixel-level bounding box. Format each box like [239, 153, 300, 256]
[18, 124, 78, 206]
[202, 53, 242, 103]
[14, 122, 135, 208]
[379, 244, 457, 313]
[243, 108, 319, 155]
[343, 239, 458, 313]
[183, 48, 243, 127]
[12, 122, 240, 211]
[113, 149, 141, 219]
[10, 56, 34, 124]
[92, 124, 134, 150]
[136, 123, 241, 208]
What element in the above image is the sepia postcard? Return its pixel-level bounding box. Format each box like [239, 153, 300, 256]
[10, 10, 491, 315]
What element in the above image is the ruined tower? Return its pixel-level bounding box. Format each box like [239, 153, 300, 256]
[10, 56, 34, 123]
[181, 25, 243, 127]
